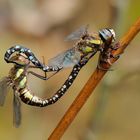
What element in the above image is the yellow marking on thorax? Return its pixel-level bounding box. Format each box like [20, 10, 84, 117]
[89, 39, 102, 45]
[14, 68, 24, 80]
[84, 46, 93, 53]
[19, 77, 27, 88]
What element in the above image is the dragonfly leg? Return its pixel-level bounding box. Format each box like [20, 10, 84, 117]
[28, 71, 48, 80]
[28, 71, 59, 80]
[110, 42, 120, 50]
[29, 65, 40, 68]
[97, 50, 114, 71]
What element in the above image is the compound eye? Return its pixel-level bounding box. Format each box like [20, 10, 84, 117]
[99, 28, 116, 43]
[108, 29, 116, 41]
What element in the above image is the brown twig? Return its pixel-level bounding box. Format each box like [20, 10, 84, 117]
[48, 17, 140, 140]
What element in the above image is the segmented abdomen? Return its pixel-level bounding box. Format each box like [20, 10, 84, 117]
[4, 45, 44, 68]
[5, 45, 62, 72]
[18, 61, 86, 107]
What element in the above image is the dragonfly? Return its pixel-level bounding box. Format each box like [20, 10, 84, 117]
[0, 52, 63, 127]
[0, 26, 116, 127]
[4, 45, 63, 72]
[48, 25, 116, 69]
[42, 26, 117, 105]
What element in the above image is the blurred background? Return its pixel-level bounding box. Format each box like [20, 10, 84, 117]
[0, 0, 140, 140]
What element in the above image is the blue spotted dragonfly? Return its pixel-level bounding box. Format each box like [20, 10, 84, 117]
[48, 25, 116, 68]
[4, 45, 63, 72]
[0, 26, 116, 127]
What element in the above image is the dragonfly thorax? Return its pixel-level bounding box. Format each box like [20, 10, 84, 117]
[78, 35, 103, 55]
[9, 66, 27, 91]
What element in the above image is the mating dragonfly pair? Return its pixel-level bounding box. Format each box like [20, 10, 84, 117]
[0, 26, 117, 127]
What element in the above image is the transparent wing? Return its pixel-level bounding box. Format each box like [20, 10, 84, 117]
[48, 48, 81, 68]
[13, 92, 21, 128]
[65, 25, 89, 41]
[0, 77, 10, 106]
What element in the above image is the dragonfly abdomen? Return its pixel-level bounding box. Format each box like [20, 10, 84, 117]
[18, 64, 81, 107]
[18, 88, 51, 107]
[4, 45, 44, 68]
[5, 45, 62, 72]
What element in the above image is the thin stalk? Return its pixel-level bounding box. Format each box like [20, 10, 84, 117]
[48, 17, 140, 140]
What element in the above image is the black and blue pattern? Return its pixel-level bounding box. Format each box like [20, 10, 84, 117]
[4, 45, 62, 72]
[0, 27, 116, 127]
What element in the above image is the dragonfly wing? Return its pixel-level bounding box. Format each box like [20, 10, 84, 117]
[48, 50, 67, 68]
[48, 48, 81, 68]
[65, 25, 89, 41]
[62, 49, 81, 67]
[13, 92, 21, 128]
[0, 77, 10, 106]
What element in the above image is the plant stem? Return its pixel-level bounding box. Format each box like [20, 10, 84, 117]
[48, 17, 140, 140]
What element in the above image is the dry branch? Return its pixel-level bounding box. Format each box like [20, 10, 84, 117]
[48, 17, 140, 140]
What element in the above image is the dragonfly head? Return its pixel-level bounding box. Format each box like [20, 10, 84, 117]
[99, 28, 116, 43]
[9, 53, 30, 66]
